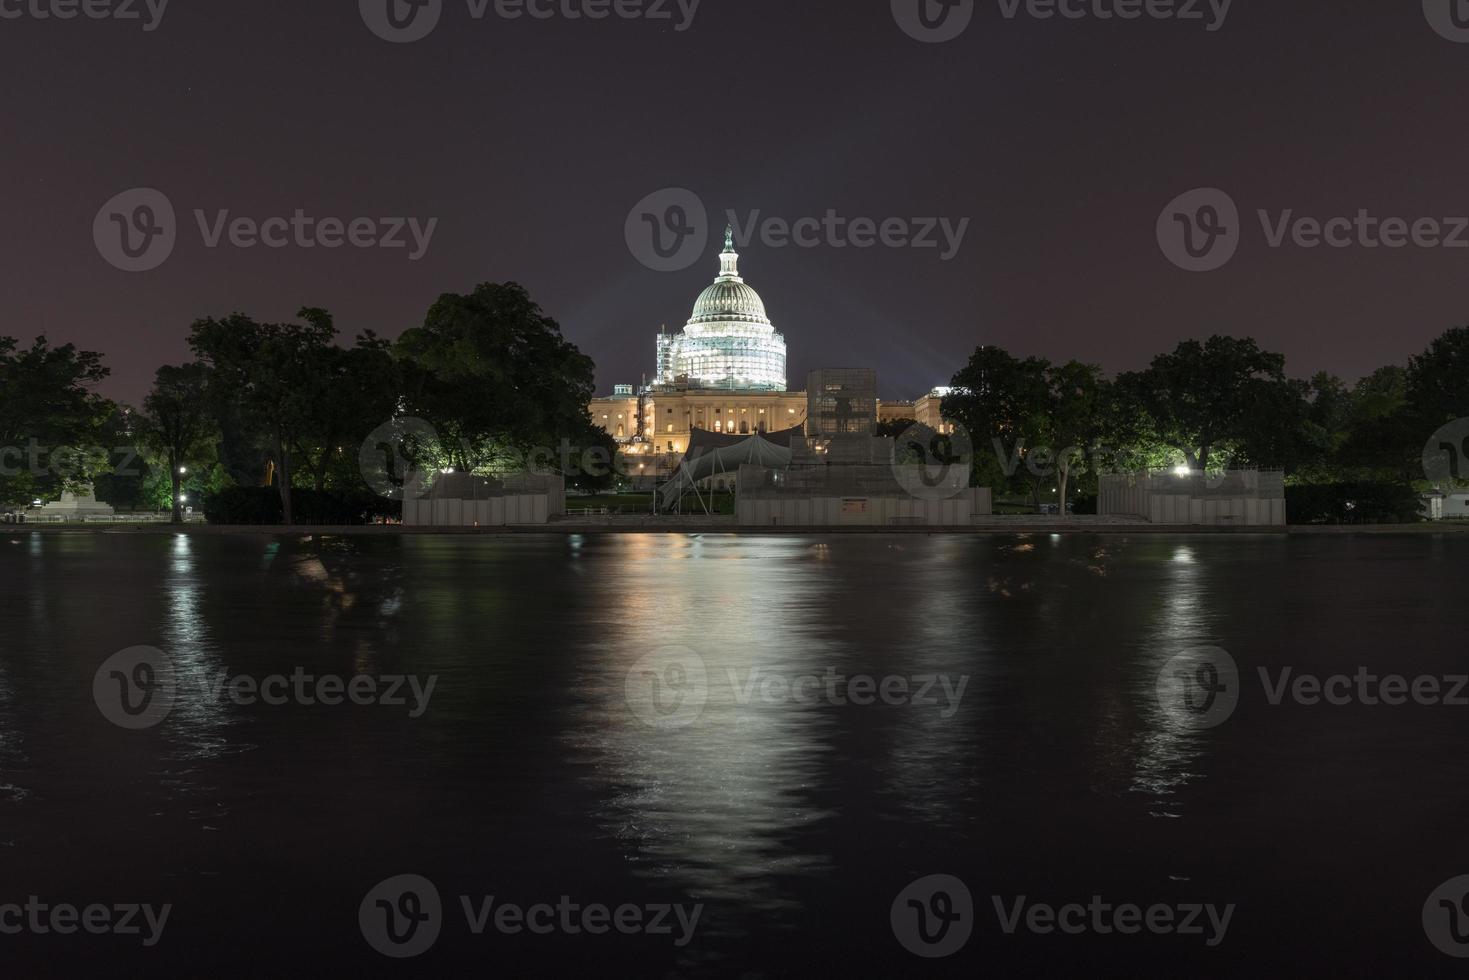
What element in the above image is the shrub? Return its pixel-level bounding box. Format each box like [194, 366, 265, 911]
[1284, 482, 1423, 525]
[202, 487, 401, 525]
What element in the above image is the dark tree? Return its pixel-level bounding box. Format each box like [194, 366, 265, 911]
[136, 363, 214, 523]
[0, 336, 112, 507]
[1117, 336, 1308, 472]
[396, 282, 606, 480]
[188, 311, 336, 526]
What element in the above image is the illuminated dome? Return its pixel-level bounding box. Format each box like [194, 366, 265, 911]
[656, 227, 787, 391]
[688, 269, 770, 329]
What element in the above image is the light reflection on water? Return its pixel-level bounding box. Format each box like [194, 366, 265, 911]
[565, 537, 839, 926]
[2, 531, 1467, 975]
[1128, 543, 1219, 814]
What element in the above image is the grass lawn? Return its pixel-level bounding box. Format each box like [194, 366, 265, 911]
[567, 493, 655, 514]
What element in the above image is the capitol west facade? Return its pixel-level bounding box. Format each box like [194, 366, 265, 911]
[590, 231, 951, 483]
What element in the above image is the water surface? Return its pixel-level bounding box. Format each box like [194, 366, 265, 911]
[1, 531, 1466, 977]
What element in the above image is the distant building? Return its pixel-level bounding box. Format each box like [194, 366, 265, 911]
[807, 368, 877, 437]
[655, 227, 787, 391]
[1422, 490, 1469, 520]
[587, 235, 955, 487]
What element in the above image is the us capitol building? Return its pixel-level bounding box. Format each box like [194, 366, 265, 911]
[590, 229, 952, 485]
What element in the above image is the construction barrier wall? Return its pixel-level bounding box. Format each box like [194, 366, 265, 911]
[1099, 470, 1286, 527]
[402, 473, 564, 527]
[403, 494, 553, 527]
[737, 487, 992, 527]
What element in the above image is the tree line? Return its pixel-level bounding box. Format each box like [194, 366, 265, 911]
[931, 330, 1469, 517]
[0, 282, 615, 523]
[3, 284, 1465, 522]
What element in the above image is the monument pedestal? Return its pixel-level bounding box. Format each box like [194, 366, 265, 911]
[28, 488, 116, 519]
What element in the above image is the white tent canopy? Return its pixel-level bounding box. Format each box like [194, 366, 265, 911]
[658, 427, 799, 512]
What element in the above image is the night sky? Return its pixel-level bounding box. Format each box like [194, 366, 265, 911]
[3, 0, 1466, 406]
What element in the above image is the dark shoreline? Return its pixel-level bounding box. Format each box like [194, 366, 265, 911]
[12, 522, 1467, 537]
